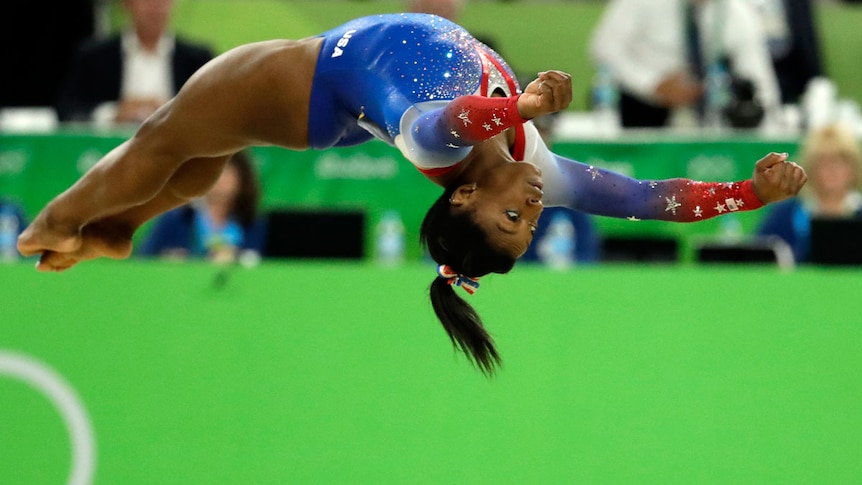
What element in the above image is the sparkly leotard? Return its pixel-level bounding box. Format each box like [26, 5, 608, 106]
[309, 15, 498, 144]
[309, 14, 523, 166]
[308, 14, 765, 222]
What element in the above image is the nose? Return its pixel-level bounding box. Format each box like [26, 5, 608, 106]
[527, 196, 543, 206]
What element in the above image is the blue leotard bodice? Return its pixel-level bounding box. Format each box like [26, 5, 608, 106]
[307, 13, 511, 149]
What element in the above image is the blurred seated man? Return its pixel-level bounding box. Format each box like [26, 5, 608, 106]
[746, 0, 824, 105]
[757, 122, 862, 262]
[589, 0, 780, 128]
[138, 151, 266, 263]
[56, 0, 214, 125]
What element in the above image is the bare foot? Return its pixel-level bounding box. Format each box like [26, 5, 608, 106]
[17, 211, 83, 258]
[19, 216, 134, 272]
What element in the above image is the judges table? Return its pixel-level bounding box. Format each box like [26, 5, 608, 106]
[1, 261, 859, 484]
[0, 130, 799, 260]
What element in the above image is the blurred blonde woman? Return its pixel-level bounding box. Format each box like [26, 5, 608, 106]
[758, 122, 862, 261]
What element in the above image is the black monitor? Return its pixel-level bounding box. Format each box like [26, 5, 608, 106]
[695, 236, 795, 268]
[601, 236, 678, 263]
[263, 209, 366, 260]
[809, 217, 862, 266]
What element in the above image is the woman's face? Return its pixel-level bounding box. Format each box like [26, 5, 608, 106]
[205, 163, 240, 213]
[812, 152, 856, 197]
[451, 162, 545, 258]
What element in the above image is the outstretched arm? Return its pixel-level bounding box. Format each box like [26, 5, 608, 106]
[547, 152, 806, 221]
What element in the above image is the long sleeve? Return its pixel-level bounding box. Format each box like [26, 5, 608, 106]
[412, 95, 525, 148]
[549, 153, 763, 222]
[395, 95, 527, 173]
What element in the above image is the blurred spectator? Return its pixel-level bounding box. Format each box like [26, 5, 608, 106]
[757, 122, 862, 261]
[589, 0, 781, 129]
[0, 1, 95, 109]
[0, 197, 28, 234]
[406, 0, 465, 21]
[0, 197, 28, 261]
[56, 0, 214, 124]
[747, 0, 824, 104]
[138, 150, 266, 263]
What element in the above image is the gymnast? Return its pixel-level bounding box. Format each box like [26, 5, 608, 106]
[18, 14, 806, 373]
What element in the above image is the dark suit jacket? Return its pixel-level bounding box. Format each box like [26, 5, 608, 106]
[56, 34, 214, 122]
[772, 0, 823, 104]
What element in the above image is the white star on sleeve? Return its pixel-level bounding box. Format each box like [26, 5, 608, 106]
[458, 109, 472, 126]
[483, 122, 492, 131]
[587, 166, 602, 180]
[450, 129, 460, 138]
[665, 196, 681, 215]
[714, 202, 726, 213]
[627, 216, 641, 222]
[491, 114, 503, 126]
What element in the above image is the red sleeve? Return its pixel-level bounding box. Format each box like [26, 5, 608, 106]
[444, 95, 527, 143]
[410, 95, 527, 151]
[662, 179, 765, 221]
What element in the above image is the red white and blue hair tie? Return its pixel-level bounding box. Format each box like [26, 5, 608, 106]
[437, 264, 480, 295]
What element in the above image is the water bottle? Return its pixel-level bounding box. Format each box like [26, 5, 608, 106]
[0, 204, 20, 263]
[537, 212, 576, 269]
[375, 210, 405, 266]
[704, 61, 731, 129]
[591, 63, 620, 135]
[719, 213, 743, 242]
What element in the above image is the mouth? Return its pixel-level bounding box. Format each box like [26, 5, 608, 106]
[528, 178, 544, 193]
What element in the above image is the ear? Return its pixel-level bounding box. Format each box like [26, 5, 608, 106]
[449, 183, 478, 207]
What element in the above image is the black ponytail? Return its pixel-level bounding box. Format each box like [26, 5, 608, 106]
[420, 188, 516, 375]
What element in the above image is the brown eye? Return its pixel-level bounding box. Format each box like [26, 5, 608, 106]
[505, 210, 520, 222]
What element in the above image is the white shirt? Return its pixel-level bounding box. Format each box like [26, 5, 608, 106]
[120, 30, 175, 101]
[589, 0, 780, 112]
[92, 30, 175, 124]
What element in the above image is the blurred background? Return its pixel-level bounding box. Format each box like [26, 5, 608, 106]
[1, 1, 861, 484]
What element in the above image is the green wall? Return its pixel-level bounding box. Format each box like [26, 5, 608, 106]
[0, 132, 801, 262]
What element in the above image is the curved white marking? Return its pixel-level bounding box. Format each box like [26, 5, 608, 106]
[0, 350, 96, 485]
